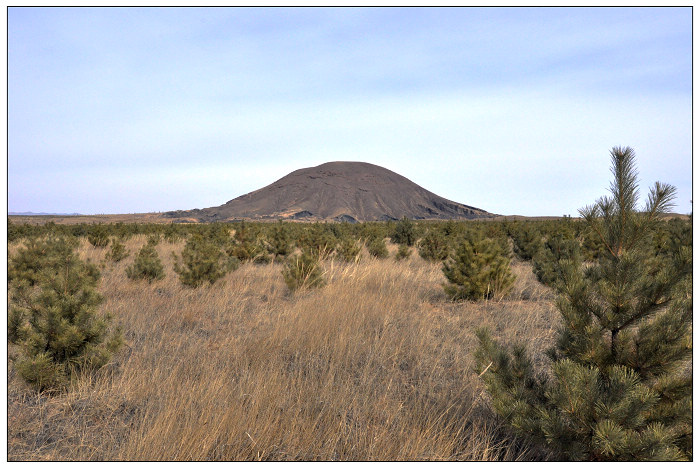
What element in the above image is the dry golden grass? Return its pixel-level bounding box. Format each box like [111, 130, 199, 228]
[8, 237, 559, 461]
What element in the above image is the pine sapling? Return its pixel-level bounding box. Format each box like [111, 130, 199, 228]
[282, 248, 326, 292]
[367, 237, 389, 259]
[395, 243, 411, 261]
[126, 242, 165, 283]
[442, 231, 515, 301]
[174, 234, 237, 287]
[475, 147, 692, 461]
[106, 238, 129, 263]
[8, 236, 122, 391]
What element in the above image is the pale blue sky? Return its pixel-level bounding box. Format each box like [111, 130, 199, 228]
[8, 7, 692, 216]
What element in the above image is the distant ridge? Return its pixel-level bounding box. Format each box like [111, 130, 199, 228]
[9, 211, 82, 216]
[164, 161, 494, 223]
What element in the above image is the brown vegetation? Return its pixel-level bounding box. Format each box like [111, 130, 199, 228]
[8, 236, 559, 461]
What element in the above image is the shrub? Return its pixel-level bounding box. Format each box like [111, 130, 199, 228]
[228, 223, 273, 264]
[367, 237, 389, 259]
[390, 217, 417, 246]
[298, 224, 336, 258]
[8, 236, 122, 391]
[442, 231, 514, 301]
[87, 224, 110, 248]
[163, 224, 185, 244]
[106, 238, 129, 263]
[174, 234, 237, 287]
[269, 221, 293, 258]
[475, 147, 692, 461]
[337, 236, 362, 263]
[8, 237, 73, 287]
[531, 234, 580, 288]
[126, 242, 165, 283]
[395, 243, 411, 261]
[282, 249, 326, 292]
[418, 229, 451, 262]
[146, 234, 161, 246]
[511, 224, 542, 261]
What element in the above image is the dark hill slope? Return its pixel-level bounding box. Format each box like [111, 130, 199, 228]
[164, 161, 493, 222]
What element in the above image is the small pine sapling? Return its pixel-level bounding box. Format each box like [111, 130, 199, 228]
[106, 238, 129, 263]
[390, 217, 417, 246]
[512, 224, 543, 261]
[531, 233, 580, 288]
[87, 224, 110, 248]
[282, 249, 326, 292]
[126, 242, 165, 283]
[174, 234, 237, 287]
[8, 236, 122, 391]
[367, 237, 389, 259]
[337, 236, 362, 263]
[442, 231, 515, 301]
[395, 243, 411, 261]
[418, 229, 451, 262]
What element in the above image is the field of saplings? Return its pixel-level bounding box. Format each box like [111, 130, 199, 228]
[7, 202, 692, 460]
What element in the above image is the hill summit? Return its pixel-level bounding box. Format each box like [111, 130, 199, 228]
[164, 161, 493, 223]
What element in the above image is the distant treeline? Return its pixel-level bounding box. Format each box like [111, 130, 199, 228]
[8, 216, 691, 263]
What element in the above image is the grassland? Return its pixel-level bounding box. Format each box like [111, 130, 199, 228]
[8, 235, 559, 461]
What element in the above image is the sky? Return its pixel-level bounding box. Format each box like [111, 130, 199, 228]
[8, 7, 692, 217]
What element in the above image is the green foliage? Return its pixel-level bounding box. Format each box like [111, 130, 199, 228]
[174, 234, 237, 287]
[652, 217, 692, 257]
[282, 249, 326, 292]
[8, 237, 77, 287]
[106, 238, 129, 263]
[418, 229, 451, 262]
[580, 225, 606, 261]
[298, 224, 337, 258]
[394, 243, 411, 261]
[126, 242, 165, 283]
[511, 224, 542, 261]
[269, 221, 293, 258]
[531, 234, 580, 288]
[390, 217, 417, 246]
[337, 236, 362, 263]
[8, 236, 122, 391]
[146, 234, 161, 247]
[367, 237, 389, 259]
[87, 224, 110, 248]
[442, 231, 515, 301]
[163, 224, 186, 244]
[475, 147, 692, 461]
[228, 222, 273, 264]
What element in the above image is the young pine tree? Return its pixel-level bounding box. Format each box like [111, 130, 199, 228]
[475, 147, 692, 461]
[531, 233, 580, 288]
[8, 237, 122, 391]
[442, 230, 514, 301]
[126, 241, 165, 283]
[367, 236, 389, 259]
[269, 221, 293, 259]
[106, 238, 129, 263]
[395, 243, 411, 261]
[336, 236, 363, 263]
[390, 217, 417, 246]
[87, 224, 110, 248]
[174, 234, 237, 287]
[512, 224, 543, 261]
[282, 248, 326, 292]
[418, 229, 451, 262]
